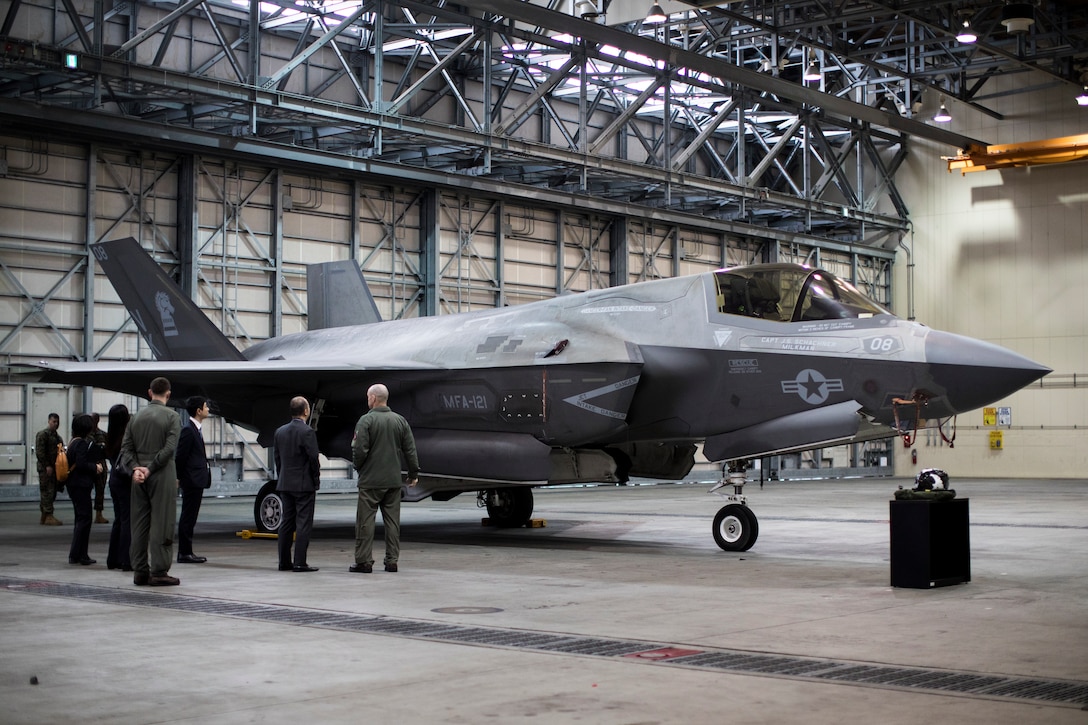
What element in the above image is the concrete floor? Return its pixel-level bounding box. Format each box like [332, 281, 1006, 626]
[1, 477, 1086, 724]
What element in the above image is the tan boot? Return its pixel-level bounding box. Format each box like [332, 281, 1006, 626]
[42, 514, 63, 526]
[95, 512, 109, 524]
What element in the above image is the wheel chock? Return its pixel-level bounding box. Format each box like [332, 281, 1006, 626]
[479, 518, 546, 528]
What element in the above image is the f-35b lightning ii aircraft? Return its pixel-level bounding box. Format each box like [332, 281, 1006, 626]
[23, 237, 1048, 550]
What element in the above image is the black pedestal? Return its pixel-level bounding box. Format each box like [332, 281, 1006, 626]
[889, 498, 970, 588]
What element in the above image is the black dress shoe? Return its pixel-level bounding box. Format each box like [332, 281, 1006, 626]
[278, 564, 293, 571]
[384, 563, 398, 573]
[293, 565, 319, 573]
[69, 557, 96, 566]
[349, 563, 373, 573]
[177, 554, 207, 564]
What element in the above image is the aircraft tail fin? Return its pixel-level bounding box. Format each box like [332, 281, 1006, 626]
[306, 260, 382, 330]
[92, 238, 245, 361]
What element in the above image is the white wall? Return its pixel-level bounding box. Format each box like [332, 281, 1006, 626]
[894, 81, 1088, 478]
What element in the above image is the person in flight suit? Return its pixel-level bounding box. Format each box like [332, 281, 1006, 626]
[350, 384, 419, 574]
[121, 377, 182, 586]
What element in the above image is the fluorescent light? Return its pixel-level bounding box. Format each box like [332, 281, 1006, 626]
[382, 27, 472, 53]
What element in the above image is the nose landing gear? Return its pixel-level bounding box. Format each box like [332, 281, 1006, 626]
[709, 461, 759, 551]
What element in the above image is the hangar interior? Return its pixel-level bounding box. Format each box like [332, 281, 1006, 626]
[0, 0, 1085, 491]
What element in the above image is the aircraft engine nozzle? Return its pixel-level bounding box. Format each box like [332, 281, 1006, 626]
[923, 330, 1050, 415]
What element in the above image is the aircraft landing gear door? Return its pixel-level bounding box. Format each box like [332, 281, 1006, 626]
[710, 461, 759, 551]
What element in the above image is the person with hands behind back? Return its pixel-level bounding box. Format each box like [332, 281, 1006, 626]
[121, 377, 182, 587]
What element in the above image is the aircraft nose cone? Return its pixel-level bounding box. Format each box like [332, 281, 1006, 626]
[924, 330, 1050, 414]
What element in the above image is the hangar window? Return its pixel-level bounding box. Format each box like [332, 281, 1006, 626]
[714, 266, 889, 322]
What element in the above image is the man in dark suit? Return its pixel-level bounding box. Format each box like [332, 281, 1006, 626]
[274, 396, 321, 572]
[175, 396, 211, 564]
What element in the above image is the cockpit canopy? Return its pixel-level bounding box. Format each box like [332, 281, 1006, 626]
[714, 264, 890, 323]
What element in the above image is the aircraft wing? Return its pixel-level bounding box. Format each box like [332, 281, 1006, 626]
[16, 357, 444, 436]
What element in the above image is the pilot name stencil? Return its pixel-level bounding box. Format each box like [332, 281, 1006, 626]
[580, 305, 658, 315]
[781, 369, 844, 404]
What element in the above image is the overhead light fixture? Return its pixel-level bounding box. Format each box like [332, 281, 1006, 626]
[1077, 86, 1088, 107]
[645, 2, 667, 24]
[802, 49, 822, 82]
[1001, 3, 1035, 34]
[933, 97, 952, 123]
[956, 19, 978, 44]
[574, 0, 600, 20]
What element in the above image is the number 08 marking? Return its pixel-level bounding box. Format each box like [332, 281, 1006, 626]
[868, 336, 897, 353]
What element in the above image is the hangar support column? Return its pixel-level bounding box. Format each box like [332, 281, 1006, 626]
[420, 188, 440, 317]
[610, 217, 629, 288]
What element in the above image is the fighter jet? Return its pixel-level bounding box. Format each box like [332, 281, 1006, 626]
[20, 237, 1049, 550]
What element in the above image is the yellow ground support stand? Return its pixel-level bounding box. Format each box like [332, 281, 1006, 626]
[236, 530, 279, 539]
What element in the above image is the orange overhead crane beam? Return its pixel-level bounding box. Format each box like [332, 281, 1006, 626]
[945, 133, 1088, 174]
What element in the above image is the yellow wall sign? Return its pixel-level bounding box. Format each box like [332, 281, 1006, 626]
[990, 430, 1004, 449]
[983, 407, 997, 426]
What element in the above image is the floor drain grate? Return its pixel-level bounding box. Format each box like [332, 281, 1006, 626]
[4, 575, 1086, 708]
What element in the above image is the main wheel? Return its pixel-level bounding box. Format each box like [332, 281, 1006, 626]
[485, 488, 534, 527]
[712, 504, 759, 551]
[254, 480, 282, 533]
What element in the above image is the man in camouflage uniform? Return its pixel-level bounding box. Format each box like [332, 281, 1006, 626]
[34, 412, 63, 526]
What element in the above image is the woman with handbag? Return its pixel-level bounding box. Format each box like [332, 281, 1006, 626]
[67, 414, 106, 565]
[105, 404, 133, 571]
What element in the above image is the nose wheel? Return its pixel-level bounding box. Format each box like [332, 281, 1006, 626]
[712, 503, 759, 551]
[709, 460, 759, 551]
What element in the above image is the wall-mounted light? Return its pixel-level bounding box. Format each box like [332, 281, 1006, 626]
[956, 19, 978, 44]
[645, 2, 667, 24]
[933, 97, 952, 123]
[1077, 87, 1088, 107]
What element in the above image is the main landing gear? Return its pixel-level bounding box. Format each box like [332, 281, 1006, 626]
[479, 487, 534, 528]
[709, 461, 759, 552]
[254, 480, 282, 533]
